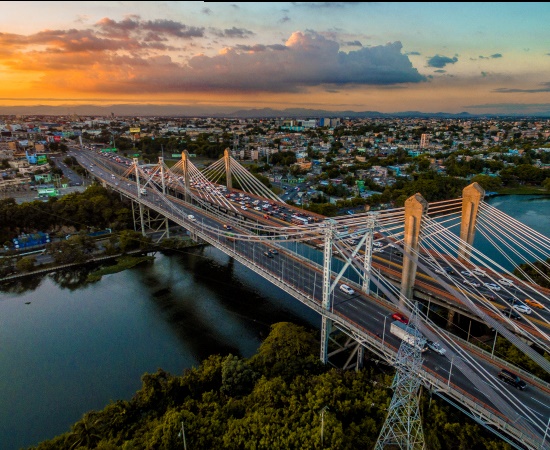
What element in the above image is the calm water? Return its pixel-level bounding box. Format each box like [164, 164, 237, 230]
[0, 195, 548, 450]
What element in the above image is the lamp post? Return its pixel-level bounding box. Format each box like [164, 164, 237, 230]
[448, 356, 455, 387]
[319, 406, 329, 448]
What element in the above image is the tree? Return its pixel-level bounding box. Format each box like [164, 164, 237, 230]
[16, 256, 36, 272]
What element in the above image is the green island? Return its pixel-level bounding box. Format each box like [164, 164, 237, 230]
[86, 255, 156, 282]
[28, 322, 511, 450]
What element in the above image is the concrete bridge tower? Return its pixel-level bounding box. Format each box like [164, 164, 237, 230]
[181, 150, 191, 203]
[400, 193, 428, 303]
[224, 148, 232, 189]
[458, 182, 485, 262]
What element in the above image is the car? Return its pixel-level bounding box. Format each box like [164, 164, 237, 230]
[339, 284, 355, 295]
[484, 282, 501, 291]
[392, 250, 403, 257]
[223, 224, 232, 230]
[525, 298, 544, 309]
[373, 241, 383, 247]
[434, 268, 446, 275]
[373, 247, 383, 253]
[444, 267, 456, 275]
[472, 269, 487, 277]
[463, 279, 481, 287]
[512, 303, 532, 314]
[460, 270, 473, 277]
[268, 249, 278, 255]
[263, 251, 274, 258]
[392, 313, 409, 324]
[187, 214, 196, 221]
[503, 308, 521, 320]
[498, 278, 514, 287]
[426, 340, 446, 355]
[498, 369, 526, 390]
[241, 206, 248, 210]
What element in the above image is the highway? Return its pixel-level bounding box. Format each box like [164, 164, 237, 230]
[70, 147, 550, 448]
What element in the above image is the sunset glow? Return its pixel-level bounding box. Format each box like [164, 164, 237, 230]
[1, 2, 549, 115]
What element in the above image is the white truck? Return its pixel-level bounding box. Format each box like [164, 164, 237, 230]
[390, 320, 428, 352]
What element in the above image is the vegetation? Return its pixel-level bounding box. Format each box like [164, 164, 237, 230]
[86, 255, 155, 282]
[28, 323, 511, 450]
[514, 257, 550, 289]
[0, 185, 132, 244]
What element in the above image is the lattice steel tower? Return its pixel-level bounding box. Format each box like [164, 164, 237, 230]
[374, 302, 426, 450]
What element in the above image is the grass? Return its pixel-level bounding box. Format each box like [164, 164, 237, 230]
[496, 186, 549, 195]
[86, 254, 155, 282]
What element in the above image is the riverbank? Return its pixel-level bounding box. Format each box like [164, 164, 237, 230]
[496, 186, 549, 195]
[0, 237, 208, 284]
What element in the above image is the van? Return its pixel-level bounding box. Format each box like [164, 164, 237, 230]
[498, 369, 526, 390]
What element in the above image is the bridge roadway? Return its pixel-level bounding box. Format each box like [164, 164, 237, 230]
[72, 149, 550, 449]
[77, 149, 550, 340]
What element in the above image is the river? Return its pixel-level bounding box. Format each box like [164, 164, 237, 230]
[0, 194, 548, 450]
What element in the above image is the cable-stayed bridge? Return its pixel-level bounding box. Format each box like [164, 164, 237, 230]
[73, 148, 550, 449]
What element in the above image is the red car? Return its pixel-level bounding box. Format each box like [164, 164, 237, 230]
[392, 313, 409, 324]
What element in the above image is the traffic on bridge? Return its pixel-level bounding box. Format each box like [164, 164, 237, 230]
[71, 145, 550, 450]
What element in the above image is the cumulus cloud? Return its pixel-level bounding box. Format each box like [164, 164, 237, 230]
[0, 28, 425, 95]
[427, 54, 458, 68]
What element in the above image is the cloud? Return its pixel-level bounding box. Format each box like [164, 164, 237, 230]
[493, 82, 550, 93]
[434, 69, 446, 73]
[427, 54, 458, 68]
[1, 29, 425, 95]
[345, 40, 362, 47]
[212, 27, 255, 39]
[95, 17, 204, 39]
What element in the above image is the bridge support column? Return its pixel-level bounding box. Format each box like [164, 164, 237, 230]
[447, 308, 456, 330]
[362, 219, 375, 294]
[320, 221, 335, 364]
[159, 157, 170, 238]
[224, 148, 232, 189]
[181, 151, 191, 203]
[400, 193, 428, 304]
[458, 182, 485, 262]
[138, 203, 146, 237]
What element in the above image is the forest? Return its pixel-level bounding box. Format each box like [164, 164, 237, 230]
[28, 322, 512, 450]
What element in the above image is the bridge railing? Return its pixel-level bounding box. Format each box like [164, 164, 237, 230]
[99, 171, 545, 449]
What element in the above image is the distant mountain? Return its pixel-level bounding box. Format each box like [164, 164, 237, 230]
[0, 103, 549, 119]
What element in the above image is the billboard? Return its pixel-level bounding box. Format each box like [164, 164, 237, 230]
[129, 128, 141, 133]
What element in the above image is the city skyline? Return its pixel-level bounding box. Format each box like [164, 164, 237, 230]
[1, 2, 550, 115]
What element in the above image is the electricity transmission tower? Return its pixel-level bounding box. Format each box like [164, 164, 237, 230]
[374, 302, 426, 450]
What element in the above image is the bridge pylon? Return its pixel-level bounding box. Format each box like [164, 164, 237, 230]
[320, 220, 335, 364]
[374, 302, 426, 450]
[401, 194, 428, 303]
[458, 182, 485, 262]
[224, 148, 232, 189]
[181, 151, 191, 203]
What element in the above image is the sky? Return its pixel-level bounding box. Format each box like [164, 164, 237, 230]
[1, 1, 550, 115]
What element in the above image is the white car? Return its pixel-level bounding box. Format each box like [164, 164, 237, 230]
[463, 279, 481, 288]
[373, 241, 383, 247]
[339, 284, 355, 295]
[484, 282, 501, 291]
[472, 269, 487, 277]
[513, 303, 532, 315]
[241, 206, 248, 210]
[187, 214, 196, 221]
[460, 270, 473, 277]
[427, 340, 446, 355]
[498, 278, 514, 287]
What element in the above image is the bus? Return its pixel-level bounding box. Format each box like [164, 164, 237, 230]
[291, 215, 309, 226]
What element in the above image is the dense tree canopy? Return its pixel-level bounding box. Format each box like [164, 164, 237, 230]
[28, 322, 512, 450]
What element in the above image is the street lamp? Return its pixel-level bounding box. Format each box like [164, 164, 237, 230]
[448, 355, 455, 387]
[377, 312, 388, 347]
[319, 406, 329, 447]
